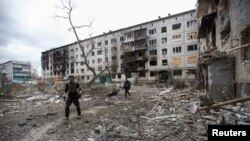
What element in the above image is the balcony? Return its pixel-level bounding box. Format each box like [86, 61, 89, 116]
[134, 45, 147, 51]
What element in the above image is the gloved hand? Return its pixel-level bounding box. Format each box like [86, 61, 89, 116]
[63, 96, 67, 101]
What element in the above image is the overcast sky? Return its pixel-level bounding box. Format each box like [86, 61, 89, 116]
[0, 0, 197, 75]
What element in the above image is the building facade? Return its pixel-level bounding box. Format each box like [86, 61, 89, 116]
[41, 10, 199, 83]
[0, 61, 31, 83]
[196, 0, 250, 108]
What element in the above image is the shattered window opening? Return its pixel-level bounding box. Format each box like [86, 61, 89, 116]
[172, 23, 181, 30]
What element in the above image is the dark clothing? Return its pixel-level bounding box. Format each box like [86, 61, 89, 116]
[64, 81, 81, 118]
[123, 80, 131, 98]
[65, 81, 80, 99]
[65, 97, 81, 117]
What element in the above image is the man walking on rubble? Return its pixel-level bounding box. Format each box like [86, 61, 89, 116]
[123, 78, 131, 98]
[64, 75, 82, 120]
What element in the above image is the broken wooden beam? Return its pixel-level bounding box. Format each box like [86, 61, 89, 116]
[198, 96, 250, 112]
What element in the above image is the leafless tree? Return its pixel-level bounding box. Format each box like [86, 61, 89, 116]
[54, 0, 111, 86]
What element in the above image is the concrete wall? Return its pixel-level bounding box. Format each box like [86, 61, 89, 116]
[230, 0, 250, 38]
[208, 57, 235, 101]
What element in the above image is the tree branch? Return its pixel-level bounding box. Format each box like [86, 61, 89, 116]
[54, 14, 69, 19]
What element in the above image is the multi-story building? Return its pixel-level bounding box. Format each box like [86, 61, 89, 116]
[0, 61, 31, 83]
[41, 9, 199, 83]
[196, 0, 250, 106]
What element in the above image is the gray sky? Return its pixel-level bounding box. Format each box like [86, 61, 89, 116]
[0, 0, 197, 75]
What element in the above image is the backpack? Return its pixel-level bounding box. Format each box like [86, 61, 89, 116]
[68, 83, 78, 94]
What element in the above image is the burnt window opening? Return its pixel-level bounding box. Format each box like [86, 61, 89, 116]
[118, 74, 121, 79]
[150, 60, 157, 66]
[150, 50, 157, 55]
[162, 48, 168, 55]
[173, 70, 182, 76]
[150, 72, 157, 77]
[105, 40, 108, 45]
[111, 38, 117, 43]
[172, 23, 181, 30]
[187, 44, 198, 51]
[97, 42, 102, 47]
[139, 72, 146, 77]
[161, 37, 167, 44]
[162, 59, 168, 66]
[120, 55, 124, 59]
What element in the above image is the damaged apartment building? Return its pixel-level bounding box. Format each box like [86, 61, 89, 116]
[41, 10, 199, 83]
[196, 0, 250, 108]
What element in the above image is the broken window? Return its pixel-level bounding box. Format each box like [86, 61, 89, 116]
[112, 56, 117, 61]
[150, 71, 157, 76]
[173, 70, 182, 76]
[162, 48, 167, 55]
[111, 38, 116, 43]
[149, 50, 157, 55]
[111, 47, 117, 52]
[187, 44, 198, 51]
[120, 36, 124, 41]
[139, 72, 146, 77]
[172, 23, 181, 30]
[105, 49, 108, 54]
[120, 55, 124, 59]
[80, 62, 84, 66]
[92, 52, 95, 56]
[149, 29, 156, 35]
[138, 52, 143, 57]
[87, 75, 90, 80]
[127, 73, 132, 78]
[187, 69, 196, 75]
[172, 34, 182, 42]
[187, 20, 197, 27]
[150, 60, 157, 66]
[97, 50, 102, 55]
[162, 59, 168, 66]
[161, 26, 167, 33]
[105, 40, 108, 45]
[97, 42, 102, 47]
[149, 39, 157, 46]
[187, 32, 197, 40]
[127, 34, 132, 39]
[118, 74, 121, 79]
[97, 58, 102, 63]
[173, 46, 182, 53]
[161, 37, 167, 44]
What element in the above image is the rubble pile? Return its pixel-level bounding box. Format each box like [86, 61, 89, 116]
[1, 85, 250, 141]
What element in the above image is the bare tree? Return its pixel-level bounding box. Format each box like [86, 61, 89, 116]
[55, 0, 109, 86]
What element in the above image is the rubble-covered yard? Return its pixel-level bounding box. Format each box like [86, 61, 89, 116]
[0, 84, 250, 141]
